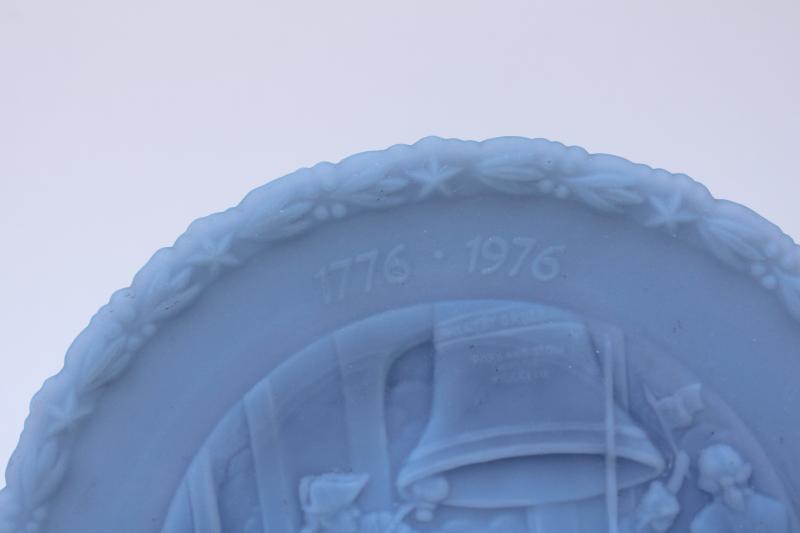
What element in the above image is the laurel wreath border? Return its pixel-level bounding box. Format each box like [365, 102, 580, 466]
[2, 136, 799, 532]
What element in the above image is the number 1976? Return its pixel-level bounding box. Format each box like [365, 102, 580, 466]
[466, 236, 565, 281]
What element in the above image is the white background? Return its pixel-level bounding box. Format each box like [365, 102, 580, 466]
[1, 0, 799, 475]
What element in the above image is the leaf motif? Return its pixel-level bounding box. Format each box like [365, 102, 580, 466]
[168, 267, 194, 293]
[243, 201, 314, 240]
[698, 218, 764, 268]
[475, 154, 546, 180]
[77, 336, 131, 390]
[697, 224, 747, 269]
[151, 283, 204, 323]
[568, 173, 639, 190]
[261, 220, 314, 242]
[570, 187, 624, 213]
[23, 438, 69, 507]
[778, 274, 800, 321]
[278, 200, 315, 222]
[377, 177, 410, 194]
[337, 165, 390, 194]
[708, 216, 764, 244]
[568, 174, 644, 213]
[130, 268, 175, 317]
[599, 187, 644, 206]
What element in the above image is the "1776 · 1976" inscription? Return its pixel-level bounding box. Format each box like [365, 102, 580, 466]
[314, 235, 566, 303]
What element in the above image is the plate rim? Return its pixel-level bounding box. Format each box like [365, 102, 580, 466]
[2, 135, 799, 532]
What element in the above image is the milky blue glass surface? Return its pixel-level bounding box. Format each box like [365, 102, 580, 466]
[1, 137, 798, 533]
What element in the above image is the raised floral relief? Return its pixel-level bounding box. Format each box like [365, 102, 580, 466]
[299, 473, 419, 533]
[690, 444, 789, 533]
